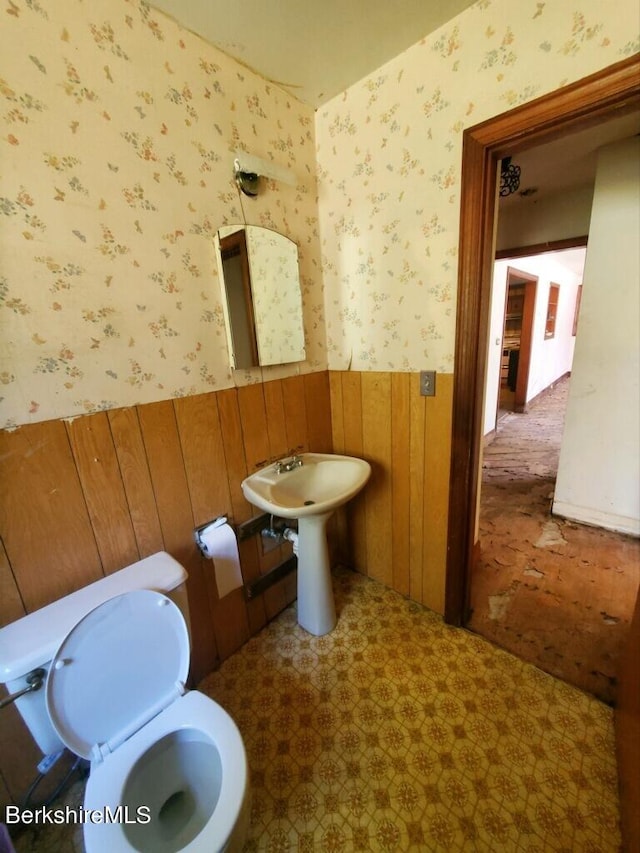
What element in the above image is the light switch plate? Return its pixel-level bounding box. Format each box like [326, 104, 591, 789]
[420, 370, 436, 397]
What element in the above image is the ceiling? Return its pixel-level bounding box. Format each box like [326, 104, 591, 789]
[150, 0, 639, 212]
[149, 0, 477, 108]
[499, 110, 640, 209]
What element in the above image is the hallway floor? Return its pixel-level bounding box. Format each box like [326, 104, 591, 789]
[469, 377, 640, 705]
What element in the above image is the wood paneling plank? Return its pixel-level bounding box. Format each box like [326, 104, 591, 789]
[340, 373, 367, 572]
[258, 541, 289, 617]
[329, 372, 347, 563]
[108, 407, 164, 558]
[0, 696, 43, 805]
[361, 372, 393, 586]
[409, 375, 426, 604]
[174, 394, 231, 527]
[137, 400, 218, 682]
[281, 374, 309, 454]
[0, 539, 25, 628]
[0, 770, 12, 812]
[341, 372, 363, 457]
[239, 538, 267, 633]
[391, 373, 411, 597]
[304, 372, 333, 453]
[174, 393, 250, 655]
[137, 402, 192, 553]
[212, 586, 250, 662]
[217, 389, 252, 524]
[263, 379, 289, 462]
[329, 371, 345, 454]
[66, 412, 139, 574]
[237, 384, 271, 472]
[422, 375, 453, 614]
[0, 420, 103, 611]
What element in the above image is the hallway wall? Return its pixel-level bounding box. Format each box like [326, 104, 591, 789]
[496, 185, 594, 252]
[484, 251, 583, 435]
[554, 138, 640, 535]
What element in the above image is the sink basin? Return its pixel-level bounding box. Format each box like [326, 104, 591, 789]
[241, 452, 371, 519]
[241, 452, 371, 636]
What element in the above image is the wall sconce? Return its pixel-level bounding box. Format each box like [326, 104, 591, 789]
[234, 161, 260, 197]
[499, 156, 521, 197]
[233, 152, 296, 197]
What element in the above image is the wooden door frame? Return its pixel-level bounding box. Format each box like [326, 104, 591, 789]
[444, 54, 640, 625]
[511, 269, 537, 413]
[498, 267, 538, 414]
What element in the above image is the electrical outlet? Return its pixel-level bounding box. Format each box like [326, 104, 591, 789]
[420, 370, 436, 397]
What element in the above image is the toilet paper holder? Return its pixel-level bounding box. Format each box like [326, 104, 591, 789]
[194, 516, 229, 556]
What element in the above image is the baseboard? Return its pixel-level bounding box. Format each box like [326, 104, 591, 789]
[552, 500, 640, 538]
[483, 428, 497, 447]
[524, 371, 571, 411]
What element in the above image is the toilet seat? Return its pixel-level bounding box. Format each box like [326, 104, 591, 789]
[46, 589, 249, 852]
[83, 691, 248, 853]
[46, 589, 190, 762]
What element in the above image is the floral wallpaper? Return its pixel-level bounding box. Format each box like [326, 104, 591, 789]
[1, 0, 638, 429]
[0, 0, 324, 429]
[316, 0, 639, 373]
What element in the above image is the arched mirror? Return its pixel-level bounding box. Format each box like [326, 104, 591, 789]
[215, 225, 306, 369]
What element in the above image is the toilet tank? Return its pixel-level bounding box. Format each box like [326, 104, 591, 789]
[0, 552, 189, 757]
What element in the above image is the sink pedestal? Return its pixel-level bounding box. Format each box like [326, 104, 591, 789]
[296, 511, 335, 636]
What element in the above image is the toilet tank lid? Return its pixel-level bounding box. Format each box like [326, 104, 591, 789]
[0, 552, 187, 683]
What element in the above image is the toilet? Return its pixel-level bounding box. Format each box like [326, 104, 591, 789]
[0, 552, 250, 852]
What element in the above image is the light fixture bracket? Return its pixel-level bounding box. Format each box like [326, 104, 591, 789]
[234, 160, 260, 197]
[233, 152, 296, 198]
[499, 156, 521, 197]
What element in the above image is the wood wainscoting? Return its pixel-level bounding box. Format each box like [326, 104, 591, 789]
[0, 371, 332, 805]
[0, 368, 454, 806]
[616, 585, 640, 851]
[329, 371, 453, 614]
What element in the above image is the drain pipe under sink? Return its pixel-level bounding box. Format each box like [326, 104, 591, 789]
[283, 527, 299, 556]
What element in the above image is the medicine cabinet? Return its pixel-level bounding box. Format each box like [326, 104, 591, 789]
[215, 225, 306, 369]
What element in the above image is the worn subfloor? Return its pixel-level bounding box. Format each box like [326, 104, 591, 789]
[469, 376, 640, 706]
[11, 568, 620, 852]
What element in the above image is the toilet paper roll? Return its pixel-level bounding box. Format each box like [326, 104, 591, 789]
[198, 519, 243, 598]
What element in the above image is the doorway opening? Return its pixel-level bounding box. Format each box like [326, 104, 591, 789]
[444, 56, 640, 696]
[466, 245, 639, 705]
[498, 268, 537, 416]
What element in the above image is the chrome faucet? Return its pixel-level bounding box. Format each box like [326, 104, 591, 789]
[274, 455, 303, 474]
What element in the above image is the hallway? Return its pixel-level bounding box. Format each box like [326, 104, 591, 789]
[468, 377, 640, 706]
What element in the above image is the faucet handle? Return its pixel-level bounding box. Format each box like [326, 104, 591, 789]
[274, 454, 303, 474]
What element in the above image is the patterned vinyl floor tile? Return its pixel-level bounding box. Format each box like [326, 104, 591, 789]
[11, 567, 620, 853]
[200, 567, 620, 852]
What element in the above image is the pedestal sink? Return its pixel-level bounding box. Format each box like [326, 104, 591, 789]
[241, 453, 371, 635]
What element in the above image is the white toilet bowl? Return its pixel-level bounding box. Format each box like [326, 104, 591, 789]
[44, 588, 250, 852]
[83, 692, 250, 852]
